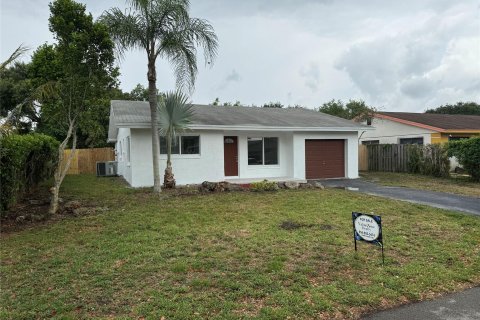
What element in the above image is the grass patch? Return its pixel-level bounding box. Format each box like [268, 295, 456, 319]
[361, 172, 480, 198]
[1, 174, 479, 319]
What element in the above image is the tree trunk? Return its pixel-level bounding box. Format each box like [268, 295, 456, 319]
[147, 58, 162, 193]
[49, 121, 77, 215]
[163, 131, 176, 188]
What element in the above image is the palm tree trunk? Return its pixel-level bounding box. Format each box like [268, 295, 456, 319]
[163, 131, 176, 188]
[147, 58, 162, 193]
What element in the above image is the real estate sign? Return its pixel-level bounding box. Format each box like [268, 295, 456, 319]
[352, 212, 384, 264]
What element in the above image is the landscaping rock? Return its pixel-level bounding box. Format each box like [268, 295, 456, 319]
[277, 182, 286, 189]
[72, 207, 91, 216]
[229, 184, 244, 192]
[299, 183, 313, 189]
[63, 200, 82, 213]
[284, 181, 300, 189]
[200, 181, 232, 192]
[312, 181, 325, 189]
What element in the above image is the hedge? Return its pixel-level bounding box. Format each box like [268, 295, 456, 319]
[448, 137, 480, 181]
[0, 133, 59, 213]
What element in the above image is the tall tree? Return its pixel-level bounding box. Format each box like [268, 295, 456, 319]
[0, 62, 38, 133]
[425, 102, 480, 115]
[157, 91, 194, 188]
[101, 0, 218, 193]
[318, 99, 376, 121]
[31, 0, 117, 214]
[129, 83, 150, 101]
[263, 101, 284, 108]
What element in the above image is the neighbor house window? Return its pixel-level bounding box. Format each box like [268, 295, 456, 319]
[399, 137, 424, 145]
[160, 135, 200, 155]
[248, 137, 278, 165]
[448, 136, 470, 141]
[362, 140, 379, 145]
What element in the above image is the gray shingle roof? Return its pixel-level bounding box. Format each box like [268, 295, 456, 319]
[108, 100, 369, 141]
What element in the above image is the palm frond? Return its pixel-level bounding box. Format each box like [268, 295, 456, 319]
[0, 44, 29, 71]
[158, 15, 218, 92]
[99, 8, 148, 58]
[157, 90, 194, 139]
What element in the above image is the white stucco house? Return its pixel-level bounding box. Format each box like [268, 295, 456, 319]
[108, 101, 371, 187]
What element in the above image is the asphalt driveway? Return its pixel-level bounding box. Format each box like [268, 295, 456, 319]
[362, 287, 480, 320]
[320, 179, 480, 215]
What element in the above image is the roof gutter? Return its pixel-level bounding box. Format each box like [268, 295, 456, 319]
[113, 122, 373, 132]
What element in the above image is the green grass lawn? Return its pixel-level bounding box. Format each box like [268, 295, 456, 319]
[1, 175, 479, 319]
[360, 172, 480, 198]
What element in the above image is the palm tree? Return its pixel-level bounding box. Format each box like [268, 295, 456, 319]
[157, 91, 194, 188]
[101, 0, 218, 193]
[0, 44, 29, 71]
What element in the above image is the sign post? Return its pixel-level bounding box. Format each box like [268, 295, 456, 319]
[352, 212, 384, 265]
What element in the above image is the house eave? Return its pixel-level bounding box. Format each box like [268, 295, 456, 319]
[114, 122, 373, 132]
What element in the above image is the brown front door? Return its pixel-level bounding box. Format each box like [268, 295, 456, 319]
[305, 139, 345, 179]
[224, 136, 238, 176]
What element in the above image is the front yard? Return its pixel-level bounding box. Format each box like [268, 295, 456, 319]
[360, 172, 480, 198]
[1, 175, 479, 319]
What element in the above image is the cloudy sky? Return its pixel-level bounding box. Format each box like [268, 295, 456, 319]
[1, 0, 479, 111]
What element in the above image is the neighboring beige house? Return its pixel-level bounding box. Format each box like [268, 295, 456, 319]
[359, 112, 480, 145]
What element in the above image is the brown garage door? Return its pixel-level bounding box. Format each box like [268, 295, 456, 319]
[305, 139, 345, 179]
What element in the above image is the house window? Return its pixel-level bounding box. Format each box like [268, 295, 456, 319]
[126, 137, 131, 162]
[362, 140, 379, 145]
[448, 136, 470, 141]
[399, 137, 424, 145]
[160, 135, 200, 155]
[160, 136, 180, 154]
[181, 136, 200, 154]
[248, 137, 279, 165]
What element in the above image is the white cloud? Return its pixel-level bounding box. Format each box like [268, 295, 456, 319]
[1, 0, 478, 111]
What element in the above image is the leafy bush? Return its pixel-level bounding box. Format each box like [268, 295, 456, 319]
[448, 137, 480, 181]
[0, 133, 59, 213]
[250, 180, 279, 192]
[406, 144, 450, 177]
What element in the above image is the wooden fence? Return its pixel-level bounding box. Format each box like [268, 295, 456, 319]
[358, 145, 368, 171]
[62, 147, 115, 175]
[366, 144, 411, 172]
[359, 144, 449, 176]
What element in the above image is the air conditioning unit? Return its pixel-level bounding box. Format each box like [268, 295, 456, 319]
[96, 161, 117, 177]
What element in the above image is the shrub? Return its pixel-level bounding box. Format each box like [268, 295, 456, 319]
[448, 137, 480, 181]
[406, 144, 450, 178]
[250, 180, 279, 192]
[0, 133, 59, 213]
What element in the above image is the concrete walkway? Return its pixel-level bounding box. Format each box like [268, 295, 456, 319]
[362, 287, 480, 320]
[320, 179, 480, 215]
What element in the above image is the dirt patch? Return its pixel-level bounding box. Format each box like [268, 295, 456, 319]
[279, 220, 315, 230]
[1, 191, 108, 234]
